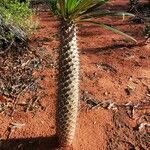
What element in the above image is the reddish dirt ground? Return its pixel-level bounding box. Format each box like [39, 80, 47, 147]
[0, 1, 150, 150]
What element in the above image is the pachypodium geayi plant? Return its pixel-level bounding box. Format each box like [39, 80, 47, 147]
[46, 0, 136, 147]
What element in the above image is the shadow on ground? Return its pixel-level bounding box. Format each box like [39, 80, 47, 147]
[0, 135, 59, 150]
[81, 41, 147, 54]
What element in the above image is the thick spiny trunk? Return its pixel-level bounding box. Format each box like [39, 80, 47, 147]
[56, 19, 79, 146]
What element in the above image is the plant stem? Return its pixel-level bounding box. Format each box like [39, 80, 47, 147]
[56, 19, 79, 147]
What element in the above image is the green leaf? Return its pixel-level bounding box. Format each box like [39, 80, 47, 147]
[66, 0, 79, 14]
[46, 0, 58, 15]
[58, 0, 66, 18]
[69, 0, 110, 20]
[82, 0, 109, 15]
[80, 20, 137, 42]
[80, 10, 135, 20]
[69, 0, 94, 20]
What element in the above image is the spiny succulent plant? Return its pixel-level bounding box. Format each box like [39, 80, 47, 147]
[46, 0, 136, 147]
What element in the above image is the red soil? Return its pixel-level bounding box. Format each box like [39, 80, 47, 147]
[0, 1, 150, 150]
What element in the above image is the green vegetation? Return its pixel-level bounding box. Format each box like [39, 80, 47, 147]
[0, 0, 35, 34]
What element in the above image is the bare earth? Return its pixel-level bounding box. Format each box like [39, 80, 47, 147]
[0, 1, 150, 150]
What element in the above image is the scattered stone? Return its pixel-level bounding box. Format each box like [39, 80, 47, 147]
[125, 85, 135, 95]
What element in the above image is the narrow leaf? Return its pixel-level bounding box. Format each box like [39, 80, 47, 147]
[80, 11, 135, 20]
[80, 20, 137, 42]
